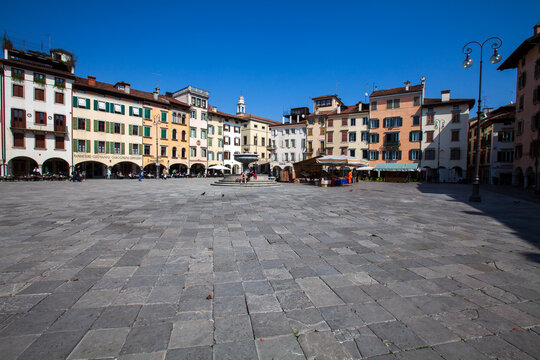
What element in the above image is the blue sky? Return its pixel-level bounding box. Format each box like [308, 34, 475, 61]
[2, 0, 539, 121]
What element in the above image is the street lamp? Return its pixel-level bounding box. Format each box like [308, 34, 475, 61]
[153, 114, 160, 180]
[462, 37, 502, 202]
[435, 119, 445, 183]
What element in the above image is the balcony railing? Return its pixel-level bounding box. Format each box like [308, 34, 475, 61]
[54, 125, 67, 133]
[383, 141, 400, 147]
[11, 120, 26, 129]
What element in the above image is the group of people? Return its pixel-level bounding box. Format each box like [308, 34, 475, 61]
[240, 167, 258, 183]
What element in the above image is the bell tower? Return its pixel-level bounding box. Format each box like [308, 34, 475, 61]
[236, 94, 245, 115]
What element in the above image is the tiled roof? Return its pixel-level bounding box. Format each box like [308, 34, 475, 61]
[423, 98, 475, 110]
[0, 58, 75, 79]
[370, 84, 423, 98]
[270, 121, 307, 128]
[160, 96, 191, 109]
[308, 103, 369, 117]
[238, 113, 281, 125]
[498, 31, 540, 70]
[312, 94, 339, 100]
[208, 108, 247, 122]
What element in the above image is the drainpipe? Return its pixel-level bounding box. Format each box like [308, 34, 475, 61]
[1, 64, 5, 176]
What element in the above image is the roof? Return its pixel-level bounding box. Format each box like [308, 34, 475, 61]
[160, 96, 191, 110]
[370, 84, 423, 98]
[481, 104, 516, 128]
[308, 103, 369, 117]
[374, 163, 419, 171]
[312, 94, 339, 100]
[498, 31, 540, 70]
[75, 76, 178, 107]
[238, 113, 281, 125]
[0, 57, 75, 79]
[207, 108, 247, 122]
[423, 98, 475, 110]
[270, 121, 307, 128]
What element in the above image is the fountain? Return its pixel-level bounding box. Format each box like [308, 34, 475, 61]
[211, 153, 279, 187]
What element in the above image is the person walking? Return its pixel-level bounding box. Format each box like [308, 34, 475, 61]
[138, 167, 143, 181]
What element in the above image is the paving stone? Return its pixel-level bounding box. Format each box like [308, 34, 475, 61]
[214, 282, 244, 297]
[500, 329, 540, 359]
[298, 331, 349, 360]
[0, 309, 63, 337]
[120, 323, 173, 355]
[255, 334, 305, 360]
[72, 289, 120, 308]
[48, 307, 103, 332]
[0, 294, 47, 313]
[165, 346, 213, 360]
[213, 340, 258, 360]
[250, 311, 292, 338]
[92, 304, 141, 329]
[395, 347, 445, 359]
[215, 315, 253, 343]
[470, 335, 536, 360]
[369, 321, 427, 351]
[168, 320, 213, 349]
[18, 280, 65, 295]
[67, 327, 130, 359]
[17, 330, 85, 360]
[352, 302, 395, 324]
[214, 295, 247, 318]
[276, 290, 314, 310]
[285, 308, 331, 334]
[402, 316, 460, 345]
[354, 326, 391, 358]
[246, 294, 282, 313]
[0, 335, 38, 360]
[135, 304, 177, 326]
[296, 277, 345, 307]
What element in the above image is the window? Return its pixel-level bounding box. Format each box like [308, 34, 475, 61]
[12, 84, 23, 97]
[34, 72, 45, 84]
[78, 118, 86, 130]
[208, 151, 214, 160]
[262, 137, 265, 146]
[224, 136, 230, 145]
[35, 88, 45, 101]
[327, 148, 333, 155]
[285, 139, 290, 148]
[291, 139, 296, 148]
[518, 95, 524, 111]
[307, 128, 313, 136]
[413, 96, 420, 106]
[409, 131, 422, 142]
[181, 130, 187, 141]
[161, 146, 167, 156]
[201, 148, 207, 157]
[518, 71, 527, 89]
[201, 113, 207, 121]
[451, 112, 461, 123]
[132, 125, 139, 136]
[11, 108, 26, 128]
[341, 131, 348, 142]
[234, 126, 240, 133]
[144, 126, 151, 137]
[12, 68, 24, 81]
[517, 121, 523, 135]
[315, 98, 332, 107]
[497, 149, 514, 163]
[208, 137, 213, 146]
[190, 147, 196, 157]
[78, 140, 86, 152]
[54, 114, 65, 132]
[54, 77, 65, 88]
[144, 108, 151, 119]
[426, 131, 434, 142]
[361, 131, 369, 142]
[369, 119, 379, 129]
[13, 133, 24, 147]
[290, 153, 295, 162]
[426, 113, 434, 125]
[320, 128, 325, 135]
[284, 153, 289, 162]
[161, 128, 167, 139]
[385, 132, 400, 145]
[208, 125, 214, 135]
[424, 149, 435, 160]
[234, 137, 240, 146]
[114, 142, 121, 154]
[370, 133, 379, 143]
[190, 128, 196, 138]
[144, 144, 151, 155]
[191, 110, 197, 119]
[224, 124, 230, 132]
[181, 148, 186, 158]
[386, 99, 400, 109]
[201, 129, 207, 139]
[383, 117, 402, 128]
[131, 144, 140, 155]
[161, 112, 167, 122]
[328, 119, 333, 127]
[320, 141, 325, 151]
[97, 141, 105, 153]
[451, 130, 460, 141]
[35, 135, 45, 149]
[35, 111, 46, 125]
[254, 136, 258, 146]
[413, 115, 420, 126]
[498, 129, 514, 142]
[114, 123, 121, 134]
[172, 129, 177, 140]
[342, 118, 348, 126]
[55, 92, 64, 104]
[515, 144, 523, 159]
[369, 151, 379, 160]
[450, 148, 461, 160]
[371, 101, 377, 111]
[224, 151, 230, 160]
[55, 136, 64, 150]
[409, 150, 422, 160]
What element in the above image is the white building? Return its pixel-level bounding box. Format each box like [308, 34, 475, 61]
[421, 90, 474, 182]
[207, 107, 244, 174]
[270, 121, 307, 181]
[171, 85, 209, 175]
[1, 47, 75, 177]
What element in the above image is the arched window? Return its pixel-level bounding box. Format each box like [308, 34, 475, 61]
[172, 147, 177, 158]
[181, 148, 186, 158]
[172, 129, 177, 140]
[181, 130, 186, 141]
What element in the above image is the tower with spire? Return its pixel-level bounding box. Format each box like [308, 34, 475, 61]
[236, 94, 245, 115]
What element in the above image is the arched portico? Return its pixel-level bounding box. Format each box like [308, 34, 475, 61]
[7, 157, 38, 176]
[190, 163, 206, 176]
[74, 161, 108, 178]
[170, 163, 188, 175]
[42, 158, 70, 176]
[112, 161, 140, 178]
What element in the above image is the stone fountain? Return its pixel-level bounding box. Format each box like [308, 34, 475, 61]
[211, 153, 279, 187]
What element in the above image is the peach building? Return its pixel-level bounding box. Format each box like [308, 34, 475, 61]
[306, 95, 344, 159]
[498, 23, 540, 188]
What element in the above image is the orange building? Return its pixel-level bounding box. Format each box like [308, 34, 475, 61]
[368, 79, 425, 169]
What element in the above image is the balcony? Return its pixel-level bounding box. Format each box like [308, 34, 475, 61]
[317, 149, 326, 156]
[266, 145, 276, 152]
[54, 125, 67, 134]
[383, 141, 400, 147]
[304, 148, 313, 154]
[11, 120, 26, 129]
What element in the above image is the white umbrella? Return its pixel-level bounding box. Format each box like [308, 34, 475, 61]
[208, 165, 231, 172]
[316, 155, 368, 167]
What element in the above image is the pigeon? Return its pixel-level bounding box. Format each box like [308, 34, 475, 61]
[222, 194, 224, 197]
[201, 192, 206, 196]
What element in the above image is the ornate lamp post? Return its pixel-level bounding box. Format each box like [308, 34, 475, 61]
[435, 119, 445, 182]
[462, 37, 502, 202]
[153, 114, 160, 180]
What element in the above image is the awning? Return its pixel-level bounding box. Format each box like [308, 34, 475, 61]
[357, 166, 374, 171]
[316, 155, 369, 167]
[373, 163, 419, 172]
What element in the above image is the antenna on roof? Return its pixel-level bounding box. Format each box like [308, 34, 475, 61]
[152, 72, 161, 89]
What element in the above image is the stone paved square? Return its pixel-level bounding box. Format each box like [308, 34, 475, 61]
[0, 179, 539, 359]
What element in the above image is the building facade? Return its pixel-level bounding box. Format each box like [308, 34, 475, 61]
[172, 85, 209, 175]
[326, 103, 370, 159]
[1, 47, 75, 176]
[368, 80, 424, 168]
[306, 95, 343, 159]
[498, 23, 540, 188]
[207, 106, 244, 174]
[421, 91, 474, 182]
[270, 121, 306, 180]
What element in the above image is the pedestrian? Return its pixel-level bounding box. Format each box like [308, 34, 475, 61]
[138, 168, 143, 181]
[348, 171, 353, 184]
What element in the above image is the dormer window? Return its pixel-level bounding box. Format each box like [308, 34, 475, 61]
[118, 85, 125, 90]
[316, 98, 332, 107]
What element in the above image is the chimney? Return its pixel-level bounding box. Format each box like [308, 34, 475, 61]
[482, 108, 493, 117]
[88, 76, 96, 86]
[534, 23, 540, 35]
[404, 81, 410, 91]
[441, 90, 450, 102]
[337, 106, 341, 114]
[153, 87, 159, 101]
[358, 102, 362, 112]
[124, 83, 130, 94]
[212, 106, 217, 112]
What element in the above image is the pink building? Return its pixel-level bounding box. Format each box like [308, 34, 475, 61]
[498, 23, 540, 188]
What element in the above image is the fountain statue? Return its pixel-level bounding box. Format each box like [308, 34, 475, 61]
[211, 153, 279, 187]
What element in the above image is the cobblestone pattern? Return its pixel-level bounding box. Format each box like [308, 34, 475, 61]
[0, 179, 539, 359]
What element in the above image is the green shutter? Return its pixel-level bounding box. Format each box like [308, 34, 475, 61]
[94, 140, 98, 154]
[105, 142, 110, 154]
[129, 107, 133, 116]
[139, 144, 142, 154]
[86, 119, 91, 131]
[144, 108, 150, 119]
[72, 117, 78, 130]
[121, 105, 125, 115]
[106, 102, 110, 112]
[121, 123, 125, 135]
[86, 98, 90, 109]
[139, 126, 142, 136]
[121, 143, 125, 154]
[94, 100, 98, 110]
[129, 124, 133, 135]
[72, 139, 78, 152]
[86, 140, 90, 153]
[161, 112, 167, 121]
[139, 108, 143, 117]
[72, 96, 77, 107]
[129, 143, 132, 155]
[94, 119, 98, 131]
